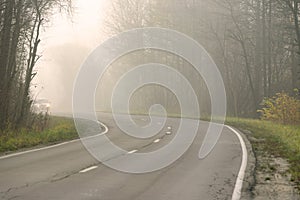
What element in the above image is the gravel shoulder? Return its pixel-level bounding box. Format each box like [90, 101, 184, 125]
[237, 128, 300, 200]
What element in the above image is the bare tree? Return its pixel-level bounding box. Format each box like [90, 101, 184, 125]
[0, 0, 72, 131]
[102, 0, 298, 117]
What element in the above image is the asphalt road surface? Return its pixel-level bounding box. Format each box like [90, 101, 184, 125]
[0, 113, 247, 200]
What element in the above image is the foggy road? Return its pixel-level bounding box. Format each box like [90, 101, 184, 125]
[0, 114, 248, 200]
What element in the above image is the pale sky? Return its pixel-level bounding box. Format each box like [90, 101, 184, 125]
[34, 0, 110, 113]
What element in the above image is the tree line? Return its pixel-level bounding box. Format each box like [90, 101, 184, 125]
[0, 0, 71, 131]
[102, 0, 300, 118]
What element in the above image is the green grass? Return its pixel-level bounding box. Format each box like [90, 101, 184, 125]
[1, 113, 299, 188]
[0, 116, 78, 153]
[226, 117, 300, 187]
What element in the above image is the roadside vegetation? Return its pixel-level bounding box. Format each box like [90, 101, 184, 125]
[227, 118, 300, 187]
[0, 1, 72, 132]
[0, 116, 77, 154]
[227, 92, 300, 189]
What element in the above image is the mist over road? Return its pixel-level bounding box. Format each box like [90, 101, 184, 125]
[0, 113, 247, 200]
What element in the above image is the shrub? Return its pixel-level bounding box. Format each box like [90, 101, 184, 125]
[0, 116, 78, 153]
[258, 92, 300, 125]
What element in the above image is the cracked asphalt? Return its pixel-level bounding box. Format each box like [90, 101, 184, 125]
[0, 114, 247, 200]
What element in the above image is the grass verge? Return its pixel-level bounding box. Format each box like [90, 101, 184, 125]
[1, 113, 299, 190]
[226, 117, 300, 188]
[0, 116, 78, 154]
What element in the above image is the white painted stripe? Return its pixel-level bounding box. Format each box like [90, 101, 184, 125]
[80, 121, 108, 141]
[0, 139, 79, 160]
[166, 131, 172, 135]
[0, 121, 109, 160]
[79, 166, 98, 173]
[128, 149, 138, 154]
[153, 139, 160, 143]
[167, 126, 172, 130]
[226, 125, 248, 200]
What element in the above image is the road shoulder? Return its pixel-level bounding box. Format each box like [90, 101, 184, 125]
[234, 127, 300, 199]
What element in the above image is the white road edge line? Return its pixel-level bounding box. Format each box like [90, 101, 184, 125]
[79, 166, 98, 173]
[0, 120, 248, 200]
[226, 125, 248, 200]
[0, 121, 109, 160]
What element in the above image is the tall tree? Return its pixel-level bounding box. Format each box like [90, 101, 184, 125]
[0, 0, 72, 131]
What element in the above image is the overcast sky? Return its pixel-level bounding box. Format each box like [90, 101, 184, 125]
[34, 0, 109, 113]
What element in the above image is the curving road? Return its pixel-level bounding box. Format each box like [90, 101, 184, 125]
[0, 113, 248, 200]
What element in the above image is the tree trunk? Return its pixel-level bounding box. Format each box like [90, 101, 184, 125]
[291, 0, 300, 91]
[0, 0, 15, 130]
[17, 12, 42, 127]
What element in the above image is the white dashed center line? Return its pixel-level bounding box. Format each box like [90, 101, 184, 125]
[128, 149, 138, 154]
[167, 126, 172, 130]
[153, 139, 160, 143]
[79, 166, 98, 173]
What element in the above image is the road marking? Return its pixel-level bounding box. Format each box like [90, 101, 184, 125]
[153, 139, 160, 143]
[0, 121, 109, 160]
[0, 119, 247, 200]
[226, 125, 248, 200]
[166, 131, 172, 135]
[167, 126, 172, 130]
[128, 149, 138, 154]
[79, 166, 98, 173]
[0, 139, 79, 160]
